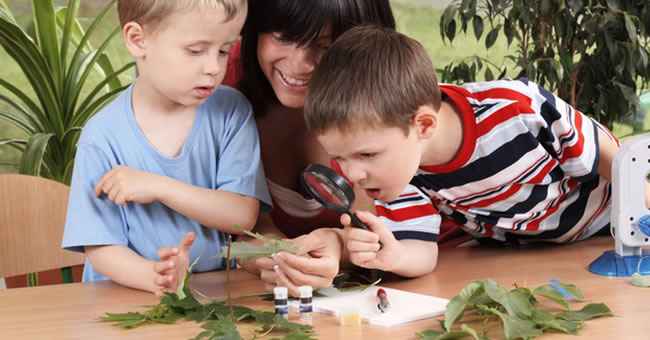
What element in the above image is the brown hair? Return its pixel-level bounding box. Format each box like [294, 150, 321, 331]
[304, 25, 441, 135]
[117, 0, 246, 31]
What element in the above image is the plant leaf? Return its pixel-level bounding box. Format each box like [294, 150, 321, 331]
[555, 303, 614, 321]
[444, 280, 485, 330]
[18, 133, 53, 176]
[532, 284, 570, 309]
[631, 272, 650, 287]
[484, 279, 533, 318]
[177, 256, 201, 300]
[214, 226, 298, 262]
[477, 305, 543, 340]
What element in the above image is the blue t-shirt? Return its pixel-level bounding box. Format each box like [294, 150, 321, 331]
[62, 84, 272, 282]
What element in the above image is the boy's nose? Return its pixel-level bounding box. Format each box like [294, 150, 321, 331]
[204, 56, 221, 75]
[345, 163, 367, 184]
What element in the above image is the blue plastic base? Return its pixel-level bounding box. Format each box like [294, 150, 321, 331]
[589, 249, 650, 276]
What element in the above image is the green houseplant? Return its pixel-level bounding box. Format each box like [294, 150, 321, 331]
[0, 0, 134, 184]
[438, 0, 650, 129]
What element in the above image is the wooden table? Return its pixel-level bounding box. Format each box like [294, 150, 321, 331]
[0, 236, 647, 339]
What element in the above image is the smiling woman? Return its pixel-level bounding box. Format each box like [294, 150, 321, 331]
[221, 0, 396, 297]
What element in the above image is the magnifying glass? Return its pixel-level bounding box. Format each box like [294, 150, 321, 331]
[300, 163, 371, 231]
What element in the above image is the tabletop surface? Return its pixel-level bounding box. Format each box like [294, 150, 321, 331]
[1, 236, 648, 339]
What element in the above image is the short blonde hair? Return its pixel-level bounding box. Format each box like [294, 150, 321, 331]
[118, 0, 246, 31]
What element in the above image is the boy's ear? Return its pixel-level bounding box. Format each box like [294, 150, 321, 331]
[412, 105, 437, 138]
[122, 22, 146, 58]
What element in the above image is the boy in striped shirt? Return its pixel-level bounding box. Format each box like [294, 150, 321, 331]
[303, 26, 623, 277]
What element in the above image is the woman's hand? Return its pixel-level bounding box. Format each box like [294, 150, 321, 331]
[268, 228, 344, 297]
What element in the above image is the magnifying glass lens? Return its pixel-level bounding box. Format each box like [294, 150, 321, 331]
[304, 172, 349, 208]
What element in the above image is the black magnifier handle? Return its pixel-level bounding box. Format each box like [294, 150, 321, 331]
[347, 210, 383, 250]
[347, 210, 370, 231]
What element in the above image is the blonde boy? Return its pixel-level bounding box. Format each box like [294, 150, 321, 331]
[304, 26, 620, 277]
[63, 0, 271, 295]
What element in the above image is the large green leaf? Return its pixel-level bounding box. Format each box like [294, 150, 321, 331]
[69, 26, 123, 114]
[55, 3, 124, 92]
[0, 1, 15, 23]
[18, 133, 54, 176]
[73, 83, 130, 127]
[58, 0, 79, 67]
[0, 79, 46, 131]
[555, 303, 613, 321]
[32, 0, 62, 92]
[0, 17, 62, 135]
[76, 61, 135, 116]
[63, 0, 117, 104]
[0, 109, 35, 134]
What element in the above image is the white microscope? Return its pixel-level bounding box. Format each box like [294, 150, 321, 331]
[590, 134, 650, 276]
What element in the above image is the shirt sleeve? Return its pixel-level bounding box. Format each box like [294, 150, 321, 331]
[533, 82, 602, 182]
[214, 91, 272, 213]
[374, 184, 440, 242]
[61, 143, 127, 253]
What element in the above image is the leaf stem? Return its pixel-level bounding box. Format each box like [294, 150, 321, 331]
[226, 234, 234, 323]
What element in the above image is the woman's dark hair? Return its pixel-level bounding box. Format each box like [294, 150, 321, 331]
[238, 0, 396, 115]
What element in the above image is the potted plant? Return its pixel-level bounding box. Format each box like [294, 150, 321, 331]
[0, 0, 134, 184]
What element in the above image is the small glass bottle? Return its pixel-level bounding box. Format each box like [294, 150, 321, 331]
[274, 286, 289, 319]
[299, 285, 313, 324]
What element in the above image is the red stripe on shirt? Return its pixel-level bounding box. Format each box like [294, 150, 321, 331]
[558, 104, 586, 163]
[376, 204, 438, 222]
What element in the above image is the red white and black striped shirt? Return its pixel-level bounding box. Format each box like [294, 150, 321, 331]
[377, 78, 617, 244]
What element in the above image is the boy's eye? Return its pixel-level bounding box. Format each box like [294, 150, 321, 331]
[187, 48, 203, 55]
[218, 49, 230, 56]
[360, 153, 376, 158]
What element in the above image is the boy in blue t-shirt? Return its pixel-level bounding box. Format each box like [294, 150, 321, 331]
[303, 26, 626, 278]
[62, 0, 271, 296]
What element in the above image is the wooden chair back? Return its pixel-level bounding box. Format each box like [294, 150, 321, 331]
[0, 174, 86, 279]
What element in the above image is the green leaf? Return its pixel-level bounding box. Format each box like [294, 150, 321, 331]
[58, 0, 79, 68]
[555, 303, 614, 321]
[444, 280, 485, 330]
[214, 226, 298, 262]
[613, 81, 640, 107]
[417, 329, 444, 339]
[484, 279, 532, 318]
[197, 315, 242, 340]
[0, 1, 15, 23]
[0, 109, 35, 134]
[548, 281, 584, 301]
[477, 305, 543, 340]
[472, 16, 483, 40]
[18, 133, 54, 176]
[631, 272, 650, 287]
[532, 285, 570, 309]
[32, 0, 62, 91]
[624, 13, 637, 45]
[177, 256, 201, 300]
[446, 19, 457, 42]
[270, 330, 318, 340]
[485, 27, 499, 49]
[605, 0, 621, 11]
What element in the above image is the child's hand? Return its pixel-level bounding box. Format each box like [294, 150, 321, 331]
[94, 165, 163, 205]
[342, 210, 400, 272]
[153, 232, 195, 297]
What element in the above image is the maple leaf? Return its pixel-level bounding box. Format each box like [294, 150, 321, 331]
[213, 226, 298, 262]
